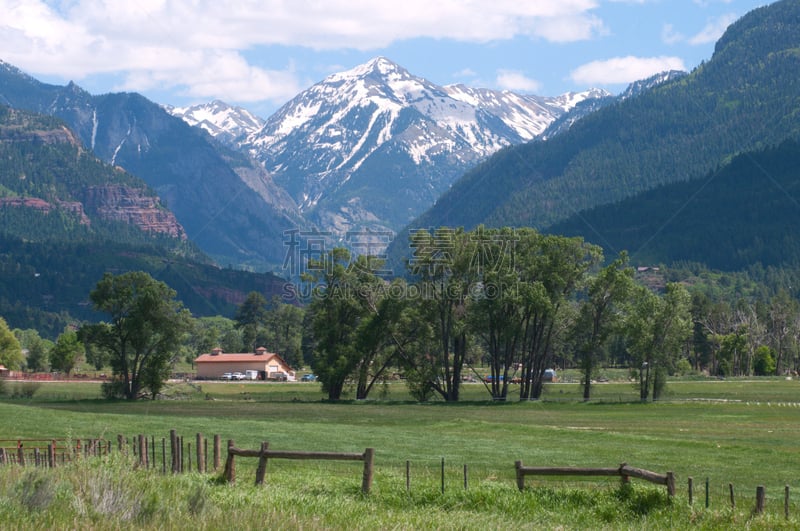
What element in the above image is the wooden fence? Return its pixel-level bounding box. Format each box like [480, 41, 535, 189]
[515, 461, 676, 497]
[4, 434, 792, 515]
[0, 438, 110, 467]
[223, 439, 375, 494]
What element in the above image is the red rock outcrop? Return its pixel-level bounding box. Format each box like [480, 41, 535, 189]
[81, 185, 186, 239]
[0, 196, 93, 225]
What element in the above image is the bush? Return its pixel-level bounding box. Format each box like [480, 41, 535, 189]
[101, 379, 127, 399]
[9, 381, 41, 399]
[753, 346, 776, 376]
[14, 470, 57, 512]
[674, 358, 693, 376]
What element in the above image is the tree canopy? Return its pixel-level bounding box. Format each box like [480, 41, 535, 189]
[0, 316, 23, 370]
[79, 271, 190, 400]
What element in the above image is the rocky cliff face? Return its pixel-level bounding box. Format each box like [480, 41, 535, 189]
[0, 197, 92, 225]
[81, 185, 186, 238]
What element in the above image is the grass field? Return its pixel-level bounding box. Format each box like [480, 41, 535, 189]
[2, 377, 800, 529]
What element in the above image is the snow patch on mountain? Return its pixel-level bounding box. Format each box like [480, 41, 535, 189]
[168, 100, 265, 145]
[177, 57, 609, 235]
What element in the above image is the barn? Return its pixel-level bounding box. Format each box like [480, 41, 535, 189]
[194, 347, 295, 380]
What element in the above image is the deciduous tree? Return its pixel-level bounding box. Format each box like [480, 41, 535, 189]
[628, 283, 692, 401]
[49, 329, 84, 376]
[407, 227, 477, 402]
[573, 252, 634, 401]
[234, 292, 268, 352]
[79, 272, 190, 400]
[306, 249, 386, 400]
[0, 317, 23, 371]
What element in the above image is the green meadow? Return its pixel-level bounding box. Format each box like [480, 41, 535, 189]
[2, 378, 800, 529]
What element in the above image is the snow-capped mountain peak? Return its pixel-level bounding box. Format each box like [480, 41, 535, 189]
[167, 100, 265, 144]
[178, 57, 608, 236]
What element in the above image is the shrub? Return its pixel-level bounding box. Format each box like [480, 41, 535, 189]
[101, 379, 127, 399]
[674, 358, 693, 376]
[10, 381, 41, 399]
[14, 470, 57, 511]
[753, 346, 776, 376]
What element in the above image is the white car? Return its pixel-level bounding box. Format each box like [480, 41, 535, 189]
[232, 372, 246, 380]
[221, 372, 233, 380]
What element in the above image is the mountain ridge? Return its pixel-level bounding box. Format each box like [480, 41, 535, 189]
[398, 0, 800, 255]
[0, 63, 305, 270]
[171, 56, 609, 236]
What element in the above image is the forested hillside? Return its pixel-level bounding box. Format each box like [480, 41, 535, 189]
[0, 106, 288, 337]
[0, 63, 304, 269]
[403, 0, 800, 251]
[550, 140, 800, 270]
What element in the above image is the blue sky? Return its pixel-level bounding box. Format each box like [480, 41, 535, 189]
[1, 1, 769, 118]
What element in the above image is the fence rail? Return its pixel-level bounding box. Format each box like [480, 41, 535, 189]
[14, 432, 792, 513]
[224, 440, 375, 494]
[515, 461, 676, 497]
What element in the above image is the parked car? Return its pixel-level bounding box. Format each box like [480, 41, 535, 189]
[232, 372, 246, 380]
[268, 372, 288, 382]
[301, 374, 316, 382]
[221, 372, 233, 380]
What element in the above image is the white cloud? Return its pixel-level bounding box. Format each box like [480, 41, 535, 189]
[0, 1, 606, 103]
[495, 70, 542, 92]
[692, 0, 734, 7]
[661, 24, 685, 45]
[453, 68, 478, 79]
[689, 13, 738, 45]
[570, 56, 686, 85]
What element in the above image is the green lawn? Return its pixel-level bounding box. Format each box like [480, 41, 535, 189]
[2, 378, 800, 529]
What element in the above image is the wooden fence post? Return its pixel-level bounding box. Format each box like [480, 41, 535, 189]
[666, 471, 675, 498]
[17, 442, 24, 466]
[138, 435, 146, 467]
[255, 442, 269, 485]
[515, 461, 524, 491]
[48, 441, 56, 468]
[619, 462, 630, 486]
[361, 448, 375, 494]
[729, 483, 735, 509]
[705, 478, 710, 508]
[786, 485, 790, 519]
[213, 435, 221, 471]
[223, 439, 235, 483]
[117, 434, 124, 453]
[0, 448, 6, 465]
[196, 433, 205, 473]
[688, 477, 693, 505]
[170, 429, 178, 473]
[440, 457, 445, 494]
[161, 438, 166, 474]
[406, 460, 410, 492]
[464, 464, 468, 490]
[756, 485, 765, 514]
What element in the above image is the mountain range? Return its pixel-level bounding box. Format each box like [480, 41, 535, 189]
[397, 0, 800, 269]
[0, 105, 290, 336]
[0, 61, 302, 270]
[169, 57, 609, 235]
[2, 0, 800, 304]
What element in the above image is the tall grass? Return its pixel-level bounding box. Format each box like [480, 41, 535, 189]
[1, 454, 797, 529]
[3, 378, 800, 528]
